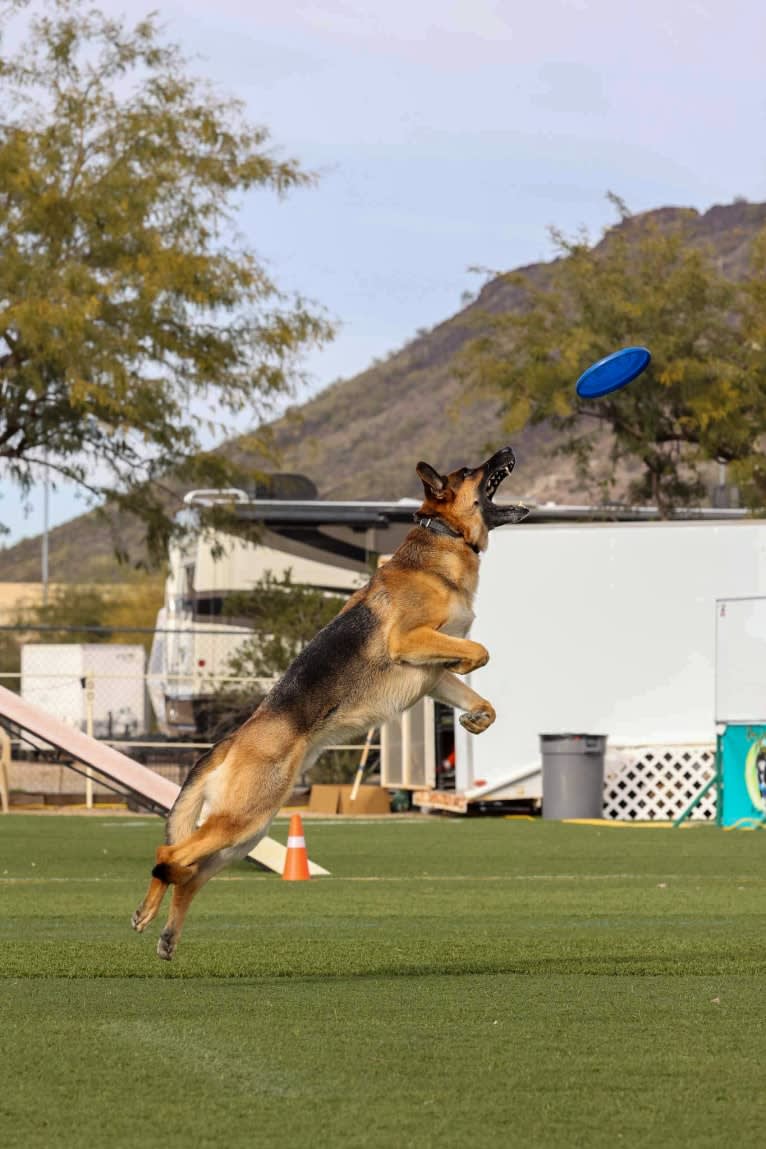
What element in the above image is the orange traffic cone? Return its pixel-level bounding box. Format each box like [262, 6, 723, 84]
[282, 813, 311, 881]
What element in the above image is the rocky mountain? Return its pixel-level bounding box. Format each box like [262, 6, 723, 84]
[1, 199, 764, 582]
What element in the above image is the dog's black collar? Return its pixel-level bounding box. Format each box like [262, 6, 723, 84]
[414, 514, 480, 554]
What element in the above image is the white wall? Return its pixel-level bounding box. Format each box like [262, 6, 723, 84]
[459, 521, 766, 791]
[715, 596, 766, 723]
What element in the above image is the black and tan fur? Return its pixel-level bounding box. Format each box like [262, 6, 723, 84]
[132, 447, 528, 959]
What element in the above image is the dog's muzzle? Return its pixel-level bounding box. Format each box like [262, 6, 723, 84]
[479, 447, 529, 529]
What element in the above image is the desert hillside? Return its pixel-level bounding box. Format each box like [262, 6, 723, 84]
[1, 199, 764, 582]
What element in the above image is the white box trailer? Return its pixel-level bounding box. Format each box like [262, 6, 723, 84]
[408, 519, 766, 812]
[714, 596, 766, 723]
[21, 644, 147, 739]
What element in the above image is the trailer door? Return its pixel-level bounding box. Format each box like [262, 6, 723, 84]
[381, 698, 436, 789]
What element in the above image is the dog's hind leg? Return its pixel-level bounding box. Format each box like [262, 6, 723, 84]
[130, 845, 195, 933]
[152, 733, 308, 959]
[132, 815, 247, 948]
[165, 737, 234, 845]
[155, 854, 226, 961]
[131, 867, 171, 933]
[154, 811, 277, 961]
[130, 741, 230, 934]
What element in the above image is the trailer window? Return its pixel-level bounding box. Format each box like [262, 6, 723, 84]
[194, 595, 223, 617]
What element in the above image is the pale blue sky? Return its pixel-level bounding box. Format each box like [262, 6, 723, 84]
[2, 0, 766, 548]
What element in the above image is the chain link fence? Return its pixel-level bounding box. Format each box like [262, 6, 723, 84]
[0, 625, 378, 806]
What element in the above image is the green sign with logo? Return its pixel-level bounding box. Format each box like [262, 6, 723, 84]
[720, 725, 766, 827]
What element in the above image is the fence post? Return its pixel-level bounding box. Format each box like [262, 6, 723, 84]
[0, 727, 9, 813]
[350, 727, 376, 802]
[84, 671, 95, 810]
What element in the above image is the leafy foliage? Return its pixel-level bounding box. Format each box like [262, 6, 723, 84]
[461, 196, 766, 513]
[0, 630, 20, 682]
[15, 585, 115, 643]
[732, 228, 766, 504]
[224, 570, 346, 680]
[12, 579, 164, 645]
[201, 570, 346, 742]
[0, 1, 332, 556]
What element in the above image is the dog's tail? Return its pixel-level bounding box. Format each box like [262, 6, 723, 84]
[165, 737, 234, 844]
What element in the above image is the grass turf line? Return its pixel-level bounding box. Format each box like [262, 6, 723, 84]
[1, 815, 765, 1148]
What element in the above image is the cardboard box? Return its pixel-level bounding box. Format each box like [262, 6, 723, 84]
[308, 784, 392, 815]
[339, 785, 391, 815]
[308, 784, 343, 814]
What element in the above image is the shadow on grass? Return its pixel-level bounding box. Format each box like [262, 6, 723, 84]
[3, 941, 765, 981]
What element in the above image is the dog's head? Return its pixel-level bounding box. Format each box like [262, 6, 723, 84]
[415, 447, 529, 552]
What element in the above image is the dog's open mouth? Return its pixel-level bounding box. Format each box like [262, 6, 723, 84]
[481, 447, 517, 502]
[485, 464, 513, 502]
[480, 447, 529, 528]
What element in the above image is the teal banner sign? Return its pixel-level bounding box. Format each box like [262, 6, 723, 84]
[720, 725, 766, 827]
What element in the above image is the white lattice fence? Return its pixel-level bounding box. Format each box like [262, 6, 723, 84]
[603, 744, 717, 822]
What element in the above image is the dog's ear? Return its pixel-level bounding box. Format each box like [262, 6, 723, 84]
[416, 461, 448, 500]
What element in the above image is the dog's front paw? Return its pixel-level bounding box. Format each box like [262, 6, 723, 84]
[471, 647, 490, 672]
[459, 704, 496, 734]
[449, 643, 489, 675]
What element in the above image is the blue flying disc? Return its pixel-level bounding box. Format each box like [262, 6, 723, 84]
[576, 346, 651, 399]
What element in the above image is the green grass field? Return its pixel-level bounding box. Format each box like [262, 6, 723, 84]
[1, 814, 765, 1149]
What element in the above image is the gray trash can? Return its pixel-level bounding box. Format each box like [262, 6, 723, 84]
[540, 733, 607, 820]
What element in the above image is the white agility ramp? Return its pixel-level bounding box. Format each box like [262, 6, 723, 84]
[0, 685, 328, 876]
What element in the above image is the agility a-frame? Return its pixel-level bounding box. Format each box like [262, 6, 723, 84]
[0, 685, 328, 874]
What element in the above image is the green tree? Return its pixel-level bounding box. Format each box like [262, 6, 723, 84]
[0, 0, 332, 556]
[224, 571, 346, 680]
[733, 228, 766, 505]
[12, 580, 163, 647]
[15, 584, 114, 643]
[461, 197, 766, 514]
[203, 571, 347, 740]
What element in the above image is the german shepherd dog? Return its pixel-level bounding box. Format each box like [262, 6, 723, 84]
[132, 447, 528, 959]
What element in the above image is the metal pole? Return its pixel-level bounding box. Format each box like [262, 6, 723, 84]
[349, 727, 375, 802]
[401, 707, 412, 788]
[672, 773, 717, 827]
[715, 730, 723, 828]
[84, 671, 94, 809]
[0, 727, 10, 814]
[42, 464, 50, 606]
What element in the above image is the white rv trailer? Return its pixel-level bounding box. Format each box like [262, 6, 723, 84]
[149, 488, 419, 734]
[150, 486, 757, 821]
[407, 516, 764, 814]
